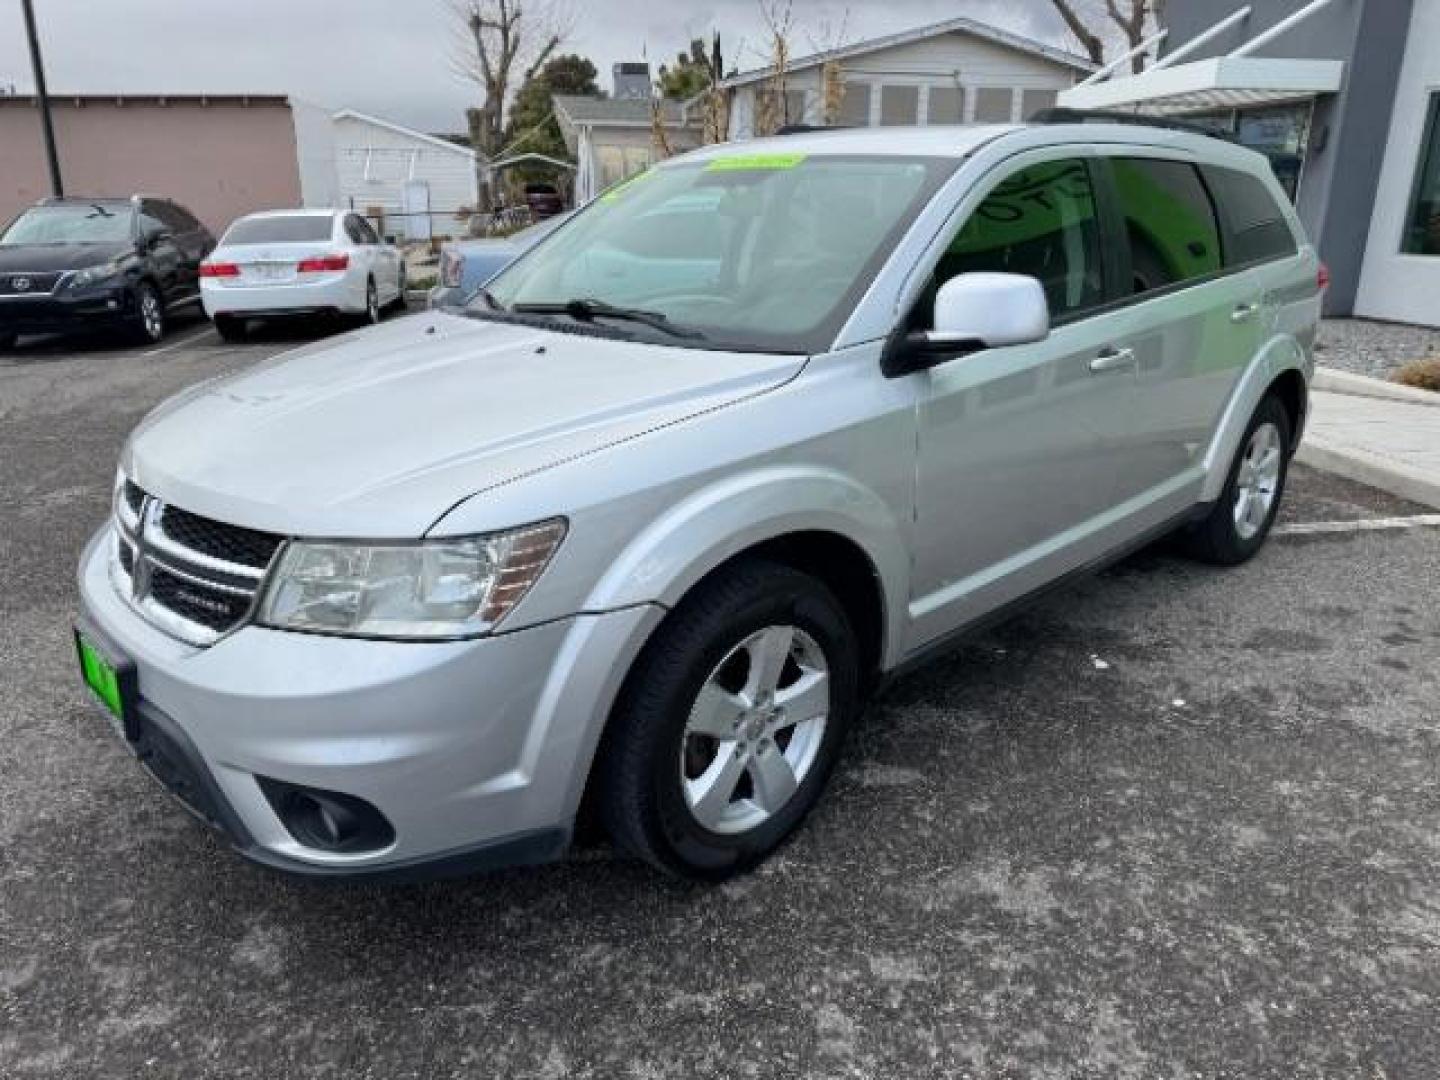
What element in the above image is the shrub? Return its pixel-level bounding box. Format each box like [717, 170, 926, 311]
[1393, 356, 1440, 392]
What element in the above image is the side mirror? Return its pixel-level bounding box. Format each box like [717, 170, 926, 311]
[143, 229, 173, 250]
[883, 273, 1050, 377]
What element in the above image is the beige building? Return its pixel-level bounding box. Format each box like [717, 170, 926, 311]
[553, 94, 702, 201]
[0, 94, 336, 234]
[717, 16, 1095, 138]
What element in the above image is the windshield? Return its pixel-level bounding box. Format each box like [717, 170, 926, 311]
[1, 204, 135, 246]
[222, 216, 335, 245]
[481, 153, 954, 353]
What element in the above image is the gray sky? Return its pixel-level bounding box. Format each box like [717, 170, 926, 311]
[0, 0, 1082, 135]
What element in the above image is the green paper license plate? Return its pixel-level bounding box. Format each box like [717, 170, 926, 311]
[74, 627, 136, 739]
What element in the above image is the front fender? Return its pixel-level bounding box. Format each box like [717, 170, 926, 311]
[1199, 332, 1310, 504]
[582, 466, 912, 670]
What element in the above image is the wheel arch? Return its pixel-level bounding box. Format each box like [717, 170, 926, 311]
[1199, 334, 1310, 504]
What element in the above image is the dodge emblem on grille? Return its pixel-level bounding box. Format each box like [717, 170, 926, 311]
[11, 277, 32, 292]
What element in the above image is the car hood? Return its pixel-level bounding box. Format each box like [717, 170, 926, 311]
[0, 241, 134, 273]
[123, 313, 805, 538]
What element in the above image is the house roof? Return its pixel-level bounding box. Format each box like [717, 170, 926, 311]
[552, 95, 695, 129]
[717, 16, 1096, 89]
[332, 108, 476, 158]
[0, 93, 291, 107]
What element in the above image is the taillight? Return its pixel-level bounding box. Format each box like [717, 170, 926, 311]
[297, 253, 350, 273]
[440, 249, 461, 288]
[200, 261, 239, 278]
[1317, 262, 1331, 291]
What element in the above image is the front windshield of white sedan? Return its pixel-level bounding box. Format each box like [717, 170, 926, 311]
[480, 153, 954, 353]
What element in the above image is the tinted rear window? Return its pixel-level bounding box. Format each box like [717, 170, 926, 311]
[1111, 158, 1223, 295]
[1202, 166, 1298, 266]
[223, 216, 334, 244]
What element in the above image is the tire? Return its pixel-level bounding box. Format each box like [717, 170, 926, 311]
[129, 282, 165, 345]
[213, 314, 247, 343]
[356, 278, 381, 328]
[598, 559, 860, 880]
[1182, 394, 1293, 565]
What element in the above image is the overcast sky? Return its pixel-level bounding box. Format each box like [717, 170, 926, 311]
[0, 0, 1083, 134]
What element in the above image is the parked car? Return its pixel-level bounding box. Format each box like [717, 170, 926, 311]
[524, 182, 567, 220]
[0, 195, 213, 349]
[430, 212, 573, 308]
[76, 119, 1322, 882]
[200, 209, 406, 341]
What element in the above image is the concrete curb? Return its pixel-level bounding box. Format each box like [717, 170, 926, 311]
[1296, 437, 1440, 510]
[1313, 367, 1440, 408]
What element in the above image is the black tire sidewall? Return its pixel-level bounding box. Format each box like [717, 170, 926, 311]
[1206, 395, 1293, 562]
[133, 283, 164, 343]
[606, 563, 860, 879]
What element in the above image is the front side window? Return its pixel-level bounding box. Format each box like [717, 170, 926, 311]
[1201, 165, 1298, 267]
[917, 157, 1104, 326]
[483, 154, 954, 354]
[1402, 92, 1440, 256]
[1, 203, 134, 246]
[1112, 158, 1223, 294]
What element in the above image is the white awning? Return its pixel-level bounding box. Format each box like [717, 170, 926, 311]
[1057, 57, 1344, 115]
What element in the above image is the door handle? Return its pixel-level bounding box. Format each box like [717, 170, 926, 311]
[1231, 302, 1261, 324]
[1089, 346, 1136, 374]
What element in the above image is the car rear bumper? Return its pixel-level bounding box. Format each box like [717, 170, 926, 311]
[76, 525, 665, 879]
[202, 275, 359, 317]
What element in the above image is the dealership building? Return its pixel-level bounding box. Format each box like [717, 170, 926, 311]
[1060, 0, 1440, 327]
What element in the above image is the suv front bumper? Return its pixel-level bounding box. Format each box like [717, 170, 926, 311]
[0, 286, 137, 336]
[77, 526, 664, 879]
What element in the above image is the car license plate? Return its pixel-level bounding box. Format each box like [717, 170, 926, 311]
[253, 263, 291, 281]
[74, 626, 137, 741]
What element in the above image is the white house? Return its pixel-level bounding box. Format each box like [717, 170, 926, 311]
[718, 16, 1095, 139]
[331, 109, 478, 242]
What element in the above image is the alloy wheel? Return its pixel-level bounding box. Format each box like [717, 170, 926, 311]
[679, 624, 830, 835]
[1233, 420, 1283, 540]
[141, 289, 164, 341]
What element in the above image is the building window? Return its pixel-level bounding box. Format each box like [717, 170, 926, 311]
[838, 82, 871, 126]
[928, 85, 965, 124]
[880, 85, 919, 126]
[1021, 88, 1057, 119]
[1402, 92, 1440, 256]
[974, 86, 1013, 123]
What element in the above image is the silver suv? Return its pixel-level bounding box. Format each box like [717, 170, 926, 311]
[75, 120, 1321, 881]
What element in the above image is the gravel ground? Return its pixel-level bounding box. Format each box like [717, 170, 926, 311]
[3, 323, 1440, 1078]
[1315, 318, 1440, 380]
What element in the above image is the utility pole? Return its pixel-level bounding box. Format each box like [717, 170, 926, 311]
[21, 0, 63, 197]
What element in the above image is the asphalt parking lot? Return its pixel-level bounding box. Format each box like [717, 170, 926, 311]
[3, 319, 1439, 1079]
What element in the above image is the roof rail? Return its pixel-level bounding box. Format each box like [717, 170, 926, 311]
[1028, 107, 1237, 142]
[774, 123, 849, 135]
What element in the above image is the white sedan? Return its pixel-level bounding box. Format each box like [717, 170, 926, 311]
[200, 209, 406, 340]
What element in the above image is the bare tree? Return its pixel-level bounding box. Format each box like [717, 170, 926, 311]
[449, 0, 571, 176]
[1046, 0, 1164, 73]
[753, 0, 795, 137]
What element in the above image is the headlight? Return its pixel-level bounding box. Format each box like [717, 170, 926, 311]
[258, 519, 566, 640]
[67, 261, 124, 289]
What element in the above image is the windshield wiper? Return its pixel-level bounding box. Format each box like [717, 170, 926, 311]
[512, 298, 706, 340]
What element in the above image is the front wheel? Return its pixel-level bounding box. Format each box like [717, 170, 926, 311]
[129, 283, 165, 345]
[355, 278, 381, 328]
[598, 560, 860, 880]
[1182, 394, 1292, 565]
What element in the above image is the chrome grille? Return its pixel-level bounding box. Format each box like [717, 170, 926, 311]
[0, 272, 63, 296]
[111, 478, 284, 645]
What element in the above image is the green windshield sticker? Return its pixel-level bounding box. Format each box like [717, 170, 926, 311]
[600, 170, 655, 202]
[705, 152, 808, 172]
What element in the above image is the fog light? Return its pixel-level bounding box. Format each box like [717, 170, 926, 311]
[107, 299, 119, 309]
[257, 778, 395, 854]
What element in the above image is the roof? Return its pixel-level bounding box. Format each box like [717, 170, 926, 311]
[332, 109, 477, 157]
[552, 95, 695, 129]
[234, 208, 340, 219]
[1057, 57, 1345, 115]
[669, 124, 1019, 161]
[717, 16, 1096, 89]
[0, 93, 290, 107]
